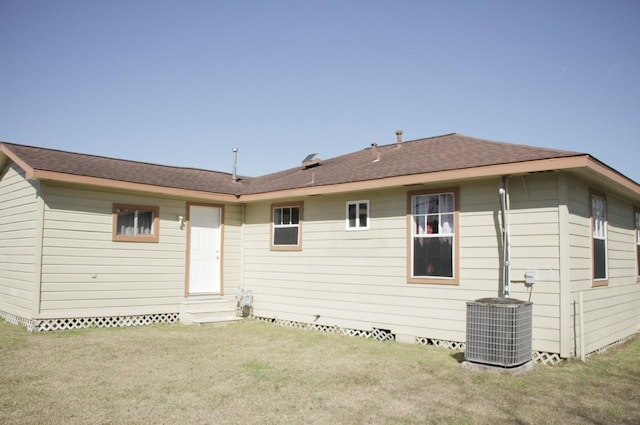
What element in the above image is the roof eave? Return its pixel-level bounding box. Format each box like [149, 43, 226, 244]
[32, 170, 240, 203]
[240, 155, 639, 202]
[569, 156, 640, 201]
[0, 143, 37, 178]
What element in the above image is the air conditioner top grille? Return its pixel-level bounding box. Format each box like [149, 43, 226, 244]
[471, 297, 530, 306]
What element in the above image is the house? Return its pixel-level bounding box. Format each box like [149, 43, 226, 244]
[1, 133, 639, 363]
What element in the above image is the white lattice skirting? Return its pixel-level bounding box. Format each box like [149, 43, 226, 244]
[586, 333, 638, 358]
[0, 310, 179, 332]
[254, 315, 567, 365]
[0, 311, 36, 332]
[254, 316, 396, 341]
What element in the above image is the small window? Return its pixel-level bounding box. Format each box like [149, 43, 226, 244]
[408, 189, 459, 285]
[113, 204, 159, 242]
[591, 193, 607, 285]
[635, 209, 640, 280]
[346, 200, 369, 230]
[271, 202, 303, 251]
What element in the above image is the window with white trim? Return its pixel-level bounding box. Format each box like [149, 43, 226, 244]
[113, 204, 159, 242]
[271, 202, 303, 250]
[409, 191, 456, 281]
[591, 194, 607, 282]
[346, 200, 369, 230]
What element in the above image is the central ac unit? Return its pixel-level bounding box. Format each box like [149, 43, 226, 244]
[465, 297, 532, 367]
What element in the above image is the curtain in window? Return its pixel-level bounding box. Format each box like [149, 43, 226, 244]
[591, 195, 607, 280]
[117, 209, 154, 236]
[412, 193, 454, 278]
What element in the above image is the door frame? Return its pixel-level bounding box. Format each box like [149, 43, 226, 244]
[184, 203, 225, 296]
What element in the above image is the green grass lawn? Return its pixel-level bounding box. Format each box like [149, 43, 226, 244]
[1, 319, 638, 425]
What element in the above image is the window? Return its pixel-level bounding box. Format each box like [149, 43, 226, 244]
[271, 202, 303, 251]
[346, 200, 369, 230]
[591, 193, 607, 284]
[635, 209, 640, 280]
[113, 204, 159, 242]
[408, 189, 458, 284]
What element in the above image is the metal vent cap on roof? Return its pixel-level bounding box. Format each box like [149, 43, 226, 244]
[302, 153, 321, 169]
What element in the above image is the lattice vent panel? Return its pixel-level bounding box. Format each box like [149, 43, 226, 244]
[341, 328, 370, 338]
[531, 351, 562, 366]
[587, 333, 637, 358]
[306, 323, 341, 334]
[255, 316, 395, 342]
[369, 328, 395, 341]
[34, 313, 179, 332]
[416, 337, 465, 351]
[0, 311, 35, 332]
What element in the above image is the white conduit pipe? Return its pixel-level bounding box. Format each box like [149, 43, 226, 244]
[580, 291, 586, 362]
[499, 176, 510, 297]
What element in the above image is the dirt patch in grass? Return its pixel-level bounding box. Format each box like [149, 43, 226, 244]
[1, 320, 639, 424]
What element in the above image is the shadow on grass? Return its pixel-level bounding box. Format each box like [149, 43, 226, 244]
[451, 351, 465, 363]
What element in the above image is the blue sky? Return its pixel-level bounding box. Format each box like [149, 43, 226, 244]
[1, 0, 639, 182]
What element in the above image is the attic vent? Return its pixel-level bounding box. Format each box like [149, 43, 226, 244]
[302, 153, 320, 169]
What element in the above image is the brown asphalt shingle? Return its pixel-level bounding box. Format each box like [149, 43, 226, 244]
[0, 142, 251, 195]
[1, 134, 585, 197]
[243, 133, 585, 194]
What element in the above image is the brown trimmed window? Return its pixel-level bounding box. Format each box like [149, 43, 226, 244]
[591, 193, 607, 285]
[635, 209, 640, 280]
[113, 204, 159, 242]
[408, 189, 459, 284]
[271, 202, 303, 251]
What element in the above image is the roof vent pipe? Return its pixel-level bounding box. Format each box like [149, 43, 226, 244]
[395, 130, 403, 144]
[371, 143, 381, 162]
[232, 148, 238, 182]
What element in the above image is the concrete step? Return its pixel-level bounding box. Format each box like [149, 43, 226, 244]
[179, 297, 240, 325]
[193, 316, 244, 326]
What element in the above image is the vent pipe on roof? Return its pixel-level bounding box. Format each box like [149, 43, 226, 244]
[371, 143, 381, 162]
[232, 148, 238, 182]
[395, 130, 403, 144]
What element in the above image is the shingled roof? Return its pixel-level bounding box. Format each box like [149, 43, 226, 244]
[0, 142, 251, 196]
[3, 134, 637, 201]
[243, 133, 585, 194]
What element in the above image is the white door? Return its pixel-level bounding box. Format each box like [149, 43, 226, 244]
[188, 205, 221, 294]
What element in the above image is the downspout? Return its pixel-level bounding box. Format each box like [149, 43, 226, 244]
[499, 176, 510, 297]
[32, 179, 45, 326]
[239, 202, 245, 292]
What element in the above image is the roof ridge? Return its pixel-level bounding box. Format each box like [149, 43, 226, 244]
[368, 132, 458, 149]
[370, 133, 584, 156]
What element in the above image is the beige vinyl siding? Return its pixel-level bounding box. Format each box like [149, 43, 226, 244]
[243, 188, 417, 331]
[39, 183, 188, 318]
[243, 175, 563, 352]
[584, 194, 639, 352]
[221, 204, 242, 298]
[505, 174, 562, 353]
[566, 176, 640, 356]
[0, 164, 40, 318]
